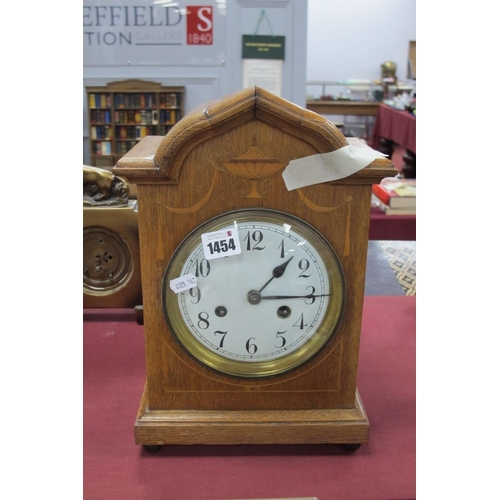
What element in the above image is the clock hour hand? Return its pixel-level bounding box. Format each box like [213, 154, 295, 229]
[261, 293, 332, 300]
[258, 256, 294, 293]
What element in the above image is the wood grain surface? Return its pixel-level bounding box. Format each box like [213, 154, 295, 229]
[113, 86, 396, 445]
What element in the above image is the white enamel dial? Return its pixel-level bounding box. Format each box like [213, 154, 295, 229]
[163, 209, 345, 378]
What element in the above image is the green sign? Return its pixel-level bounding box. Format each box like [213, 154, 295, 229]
[242, 35, 285, 60]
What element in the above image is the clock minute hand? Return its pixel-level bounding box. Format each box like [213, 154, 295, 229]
[258, 256, 294, 293]
[261, 293, 332, 300]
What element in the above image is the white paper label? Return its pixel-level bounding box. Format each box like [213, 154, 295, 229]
[282, 142, 387, 191]
[169, 273, 197, 294]
[201, 228, 241, 260]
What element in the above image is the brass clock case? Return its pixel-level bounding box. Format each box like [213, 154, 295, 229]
[83, 226, 134, 295]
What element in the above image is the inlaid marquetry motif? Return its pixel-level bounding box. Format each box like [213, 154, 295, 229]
[160, 141, 287, 215]
[298, 190, 353, 257]
[222, 144, 286, 199]
[160, 172, 219, 215]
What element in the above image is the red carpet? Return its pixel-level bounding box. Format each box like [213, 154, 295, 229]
[84, 296, 416, 500]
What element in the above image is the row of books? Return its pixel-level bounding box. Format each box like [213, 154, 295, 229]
[115, 140, 140, 155]
[92, 141, 112, 155]
[114, 92, 181, 109]
[121, 125, 155, 140]
[90, 126, 113, 141]
[90, 109, 112, 124]
[92, 123, 179, 142]
[110, 109, 180, 125]
[113, 131, 173, 154]
[159, 93, 181, 108]
[114, 109, 157, 125]
[89, 93, 112, 109]
[114, 93, 156, 109]
[160, 109, 181, 124]
[90, 109, 181, 125]
[371, 177, 416, 215]
[90, 92, 182, 110]
[93, 139, 151, 156]
[90, 123, 177, 156]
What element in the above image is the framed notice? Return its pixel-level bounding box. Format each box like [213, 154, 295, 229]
[241, 34, 285, 97]
[243, 59, 283, 97]
[83, 0, 226, 66]
[242, 35, 285, 60]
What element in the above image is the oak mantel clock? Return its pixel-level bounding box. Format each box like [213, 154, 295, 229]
[113, 86, 396, 452]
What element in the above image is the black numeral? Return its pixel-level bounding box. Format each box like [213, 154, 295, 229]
[298, 259, 311, 278]
[305, 286, 316, 305]
[246, 337, 258, 354]
[243, 230, 265, 251]
[292, 313, 307, 330]
[189, 286, 201, 304]
[277, 239, 285, 258]
[195, 258, 210, 277]
[275, 331, 287, 348]
[197, 312, 210, 329]
[214, 330, 228, 348]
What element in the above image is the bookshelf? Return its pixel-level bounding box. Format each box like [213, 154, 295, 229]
[86, 79, 185, 168]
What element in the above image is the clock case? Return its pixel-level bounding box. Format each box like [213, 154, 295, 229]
[113, 86, 396, 448]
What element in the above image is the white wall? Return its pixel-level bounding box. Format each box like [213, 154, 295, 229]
[305, 0, 416, 134]
[83, 0, 416, 163]
[306, 0, 416, 97]
[83, 0, 308, 164]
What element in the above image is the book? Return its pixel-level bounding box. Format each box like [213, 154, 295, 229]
[372, 177, 416, 208]
[372, 195, 416, 215]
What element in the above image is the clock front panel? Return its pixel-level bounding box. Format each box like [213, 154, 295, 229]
[135, 122, 372, 411]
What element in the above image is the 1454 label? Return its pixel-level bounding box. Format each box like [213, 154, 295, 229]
[201, 228, 241, 260]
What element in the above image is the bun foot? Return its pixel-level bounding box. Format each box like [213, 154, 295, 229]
[343, 443, 362, 452]
[143, 445, 162, 453]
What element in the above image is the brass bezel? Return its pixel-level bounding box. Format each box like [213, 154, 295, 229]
[162, 209, 346, 378]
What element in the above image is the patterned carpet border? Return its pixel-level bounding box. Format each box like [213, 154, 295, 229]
[378, 241, 416, 296]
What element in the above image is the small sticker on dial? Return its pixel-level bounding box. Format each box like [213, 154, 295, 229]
[201, 228, 241, 260]
[169, 273, 197, 293]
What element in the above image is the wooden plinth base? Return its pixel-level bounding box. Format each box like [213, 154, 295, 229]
[134, 385, 369, 446]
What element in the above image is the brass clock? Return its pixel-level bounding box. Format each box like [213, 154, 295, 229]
[162, 208, 345, 378]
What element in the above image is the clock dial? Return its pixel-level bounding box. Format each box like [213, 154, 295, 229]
[162, 209, 345, 378]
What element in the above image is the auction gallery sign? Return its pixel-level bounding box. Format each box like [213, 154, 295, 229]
[83, 0, 226, 66]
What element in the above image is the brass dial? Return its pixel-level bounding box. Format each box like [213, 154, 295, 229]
[162, 209, 346, 378]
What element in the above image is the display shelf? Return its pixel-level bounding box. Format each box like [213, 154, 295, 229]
[86, 79, 184, 168]
[306, 80, 413, 102]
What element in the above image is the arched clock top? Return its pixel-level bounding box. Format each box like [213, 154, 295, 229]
[113, 86, 395, 185]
